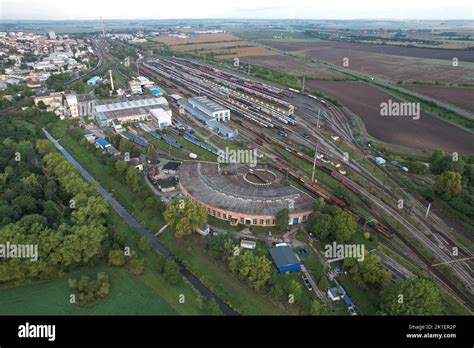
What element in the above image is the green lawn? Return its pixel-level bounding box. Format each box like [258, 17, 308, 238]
[158, 229, 288, 315]
[0, 267, 178, 315]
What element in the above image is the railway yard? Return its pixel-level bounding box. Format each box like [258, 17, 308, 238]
[121, 49, 474, 311]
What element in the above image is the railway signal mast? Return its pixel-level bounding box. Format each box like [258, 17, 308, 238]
[311, 143, 319, 183]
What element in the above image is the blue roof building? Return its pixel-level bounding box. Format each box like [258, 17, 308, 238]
[95, 138, 111, 149]
[269, 245, 301, 273]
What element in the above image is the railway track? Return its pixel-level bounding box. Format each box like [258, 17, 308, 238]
[136, 53, 473, 310]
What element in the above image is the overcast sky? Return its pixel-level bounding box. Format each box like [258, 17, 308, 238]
[1, 0, 473, 20]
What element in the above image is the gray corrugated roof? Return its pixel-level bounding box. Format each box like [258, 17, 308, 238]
[179, 162, 314, 216]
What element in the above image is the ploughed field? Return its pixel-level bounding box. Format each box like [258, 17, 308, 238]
[305, 80, 474, 153]
[240, 54, 346, 79]
[404, 85, 474, 113]
[258, 39, 474, 84]
[152, 33, 275, 58]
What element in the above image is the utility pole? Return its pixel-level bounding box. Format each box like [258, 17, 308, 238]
[316, 109, 321, 129]
[247, 63, 250, 75]
[311, 143, 318, 183]
[301, 75, 305, 92]
[425, 203, 431, 219]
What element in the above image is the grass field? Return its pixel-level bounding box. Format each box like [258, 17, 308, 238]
[0, 267, 178, 315]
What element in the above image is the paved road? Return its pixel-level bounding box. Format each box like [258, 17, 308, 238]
[42, 128, 238, 316]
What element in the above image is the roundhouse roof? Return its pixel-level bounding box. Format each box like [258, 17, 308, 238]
[179, 162, 315, 216]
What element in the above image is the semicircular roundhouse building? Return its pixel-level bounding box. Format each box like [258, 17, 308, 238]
[179, 162, 315, 227]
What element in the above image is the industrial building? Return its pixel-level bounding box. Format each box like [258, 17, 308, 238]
[269, 244, 301, 273]
[179, 162, 314, 227]
[188, 96, 230, 121]
[178, 98, 238, 139]
[93, 95, 171, 128]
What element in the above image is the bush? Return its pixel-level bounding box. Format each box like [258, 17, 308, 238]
[163, 259, 181, 285]
[108, 249, 126, 266]
[68, 272, 111, 306]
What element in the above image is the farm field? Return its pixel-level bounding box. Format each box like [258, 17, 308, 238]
[258, 39, 474, 84]
[240, 54, 346, 79]
[306, 80, 474, 153]
[213, 46, 276, 59]
[171, 40, 250, 52]
[258, 40, 474, 62]
[153, 33, 242, 46]
[404, 85, 474, 113]
[0, 267, 178, 315]
[152, 32, 276, 58]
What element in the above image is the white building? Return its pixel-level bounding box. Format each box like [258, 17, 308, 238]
[188, 96, 230, 121]
[150, 108, 172, 129]
[65, 94, 79, 118]
[129, 80, 142, 94]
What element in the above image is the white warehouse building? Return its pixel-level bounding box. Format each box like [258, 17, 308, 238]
[150, 108, 172, 129]
[93, 95, 171, 128]
[188, 96, 230, 121]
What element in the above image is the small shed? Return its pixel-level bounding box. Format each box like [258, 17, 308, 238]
[87, 76, 101, 86]
[269, 245, 301, 273]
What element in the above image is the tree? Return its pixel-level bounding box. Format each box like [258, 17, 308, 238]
[128, 257, 145, 276]
[318, 276, 329, 290]
[37, 100, 47, 110]
[379, 278, 444, 315]
[138, 235, 152, 252]
[229, 251, 272, 290]
[163, 259, 181, 285]
[125, 166, 140, 192]
[36, 139, 56, 155]
[163, 197, 207, 238]
[114, 160, 128, 175]
[344, 251, 391, 288]
[71, 80, 86, 93]
[206, 298, 223, 315]
[310, 300, 326, 315]
[434, 171, 463, 198]
[275, 208, 289, 232]
[108, 250, 126, 266]
[307, 206, 357, 243]
[287, 279, 303, 302]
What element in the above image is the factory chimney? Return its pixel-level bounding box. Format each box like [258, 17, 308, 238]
[108, 69, 114, 91]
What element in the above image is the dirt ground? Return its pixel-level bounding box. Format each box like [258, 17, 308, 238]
[306, 80, 474, 153]
[404, 85, 474, 113]
[258, 39, 474, 84]
[240, 55, 345, 79]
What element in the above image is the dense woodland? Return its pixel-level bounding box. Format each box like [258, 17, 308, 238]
[0, 109, 110, 285]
